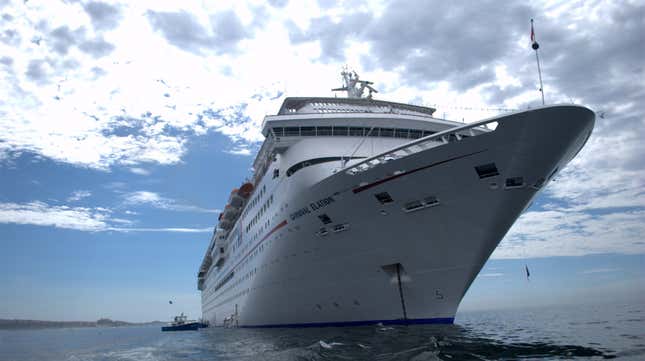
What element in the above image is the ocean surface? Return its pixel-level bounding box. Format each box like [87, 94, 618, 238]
[1, 302, 643, 361]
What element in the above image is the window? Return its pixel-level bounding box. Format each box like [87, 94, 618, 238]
[475, 163, 499, 179]
[375, 192, 394, 204]
[395, 129, 409, 138]
[367, 127, 379, 137]
[273, 169, 279, 179]
[318, 214, 332, 224]
[301, 127, 315, 136]
[380, 128, 394, 137]
[333, 126, 348, 136]
[317, 127, 332, 136]
[284, 127, 300, 136]
[422, 130, 436, 137]
[409, 130, 422, 139]
[272, 127, 284, 137]
[505, 177, 524, 188]
[349, 127, 365, 136]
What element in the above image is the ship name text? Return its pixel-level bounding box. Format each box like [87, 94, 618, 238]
[290, 196, 335, 221]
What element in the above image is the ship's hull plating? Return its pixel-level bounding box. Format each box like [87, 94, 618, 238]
[202, 105, 595, 327]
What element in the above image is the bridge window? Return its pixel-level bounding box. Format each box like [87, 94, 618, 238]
[395, 129, 409, 138]
[271, 126, 436, 140]
[333, 126, 348, 136]
[284, 127, 300, 136]
[409, 130, 422, 139]
[301, 126, 315, 136]
[317, 127, 332, 136]
[349, 127, 365, 136]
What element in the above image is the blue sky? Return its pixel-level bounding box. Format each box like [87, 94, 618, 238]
[1, 0, 644, 322]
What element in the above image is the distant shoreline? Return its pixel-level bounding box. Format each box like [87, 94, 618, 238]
[0, 318, 164, 330]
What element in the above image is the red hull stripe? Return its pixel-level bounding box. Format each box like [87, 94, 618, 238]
[231, 219, 288, 272]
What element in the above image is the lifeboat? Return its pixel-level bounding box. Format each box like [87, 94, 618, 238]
[238, 182, 254, 198]
[222, 205, 240, 221]
[228, 188, 244, 208]
[219, 218, 233, 230]
[216, 183, 254, 231]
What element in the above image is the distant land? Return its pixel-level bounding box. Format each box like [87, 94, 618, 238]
[0, 318, 164, 330]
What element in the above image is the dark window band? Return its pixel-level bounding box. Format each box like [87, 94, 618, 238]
[286, 157, 365, 177]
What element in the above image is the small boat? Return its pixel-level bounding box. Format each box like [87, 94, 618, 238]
[161, 313, 199, 331]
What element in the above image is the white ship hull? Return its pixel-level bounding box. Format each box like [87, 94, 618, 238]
[200, 104, 594, 327]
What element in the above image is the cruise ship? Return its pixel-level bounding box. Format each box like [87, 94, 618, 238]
[197, 71, 595, 327]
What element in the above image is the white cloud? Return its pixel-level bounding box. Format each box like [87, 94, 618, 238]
[0, 201, 109, 231]
[124, 191, 219, 213]
[129, 167, 150, 175]
[0, 0, 643, 260]
[225, 147, 252, 156]
[493, 208, 645, 259]
[0, 201, 211, 233]
[580, 268, 620, 275]
[67, 190, 92, 202]
[479, 273, 505, 277]
[111, 227, 211, 233]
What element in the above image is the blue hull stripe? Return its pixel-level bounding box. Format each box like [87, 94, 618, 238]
[240, 317, 454, 328]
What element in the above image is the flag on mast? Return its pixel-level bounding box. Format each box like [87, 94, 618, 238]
[531, 19, 539, 50]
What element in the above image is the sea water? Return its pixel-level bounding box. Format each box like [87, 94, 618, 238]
[1, 302, 643, 360]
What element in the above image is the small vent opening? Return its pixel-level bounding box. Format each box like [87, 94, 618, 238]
[424, 196, 439, 206]
[475, 163, 499, 179]
[332, 223, 349, 233]
[316, 227, 329, 237]
[403, 200, 424, 212]
[375, 192, 394, 204]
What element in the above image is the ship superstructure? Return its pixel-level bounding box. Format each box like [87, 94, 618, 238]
[197, 70, 594, 327]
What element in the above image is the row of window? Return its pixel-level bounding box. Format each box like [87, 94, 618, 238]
[242, 185, 266, 220]
[246, 194, 273, 233]
[271, 126, 437, 139]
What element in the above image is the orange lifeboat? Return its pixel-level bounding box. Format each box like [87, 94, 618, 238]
[238, 182, 254, 198]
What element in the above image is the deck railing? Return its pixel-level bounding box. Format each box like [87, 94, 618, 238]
[343, 118, 500, 175]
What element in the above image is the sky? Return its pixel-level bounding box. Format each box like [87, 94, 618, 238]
[0, 0, 643, 322]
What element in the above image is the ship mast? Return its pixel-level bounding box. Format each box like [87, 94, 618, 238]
[331, 68, 379, 99]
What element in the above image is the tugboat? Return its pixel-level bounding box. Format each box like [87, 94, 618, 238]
[161, 313, 199, 331]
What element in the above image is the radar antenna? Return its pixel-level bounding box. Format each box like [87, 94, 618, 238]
[331, 68, 378, 99]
